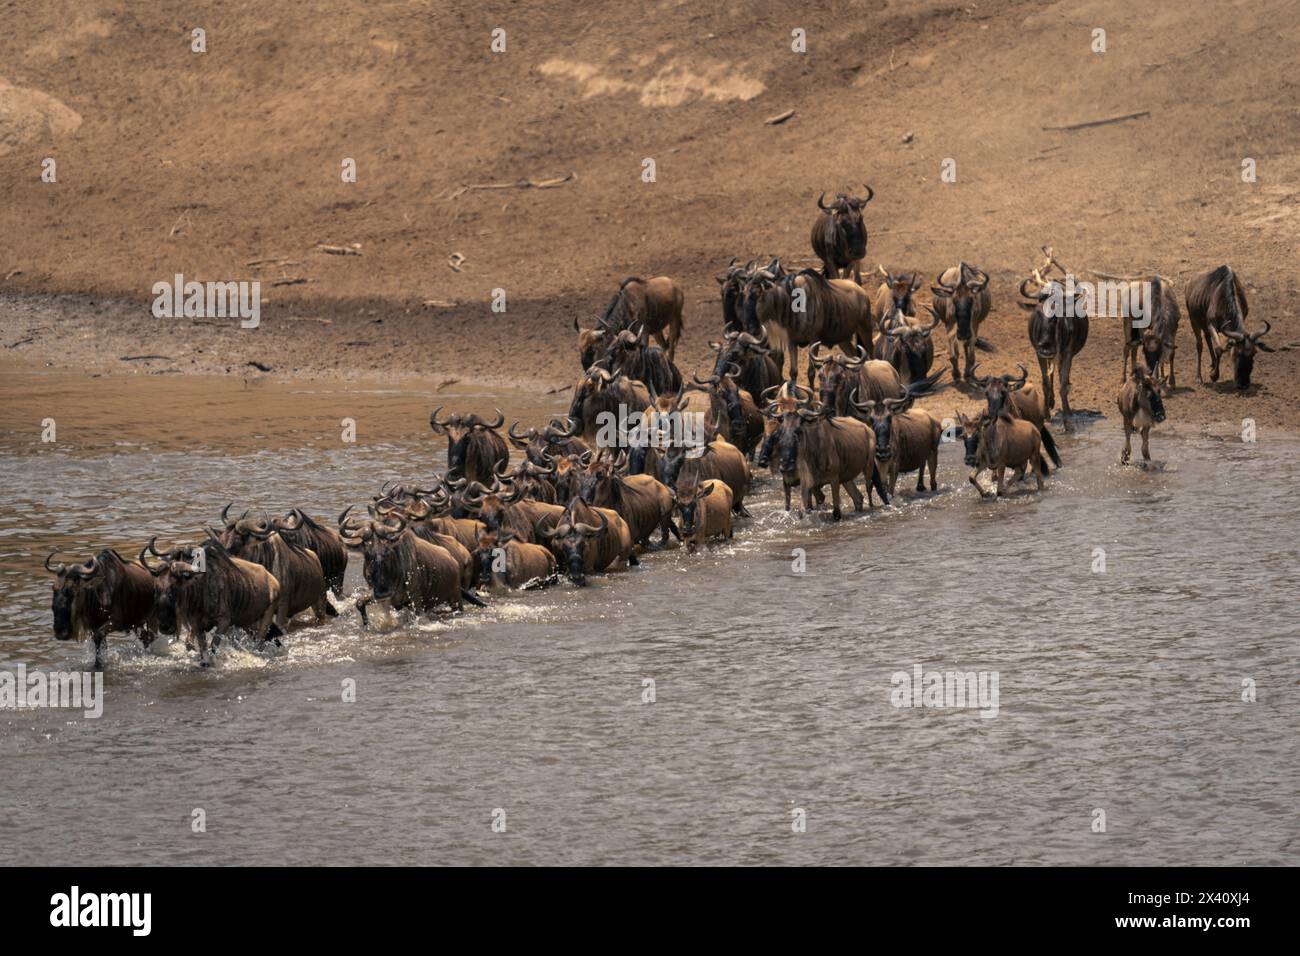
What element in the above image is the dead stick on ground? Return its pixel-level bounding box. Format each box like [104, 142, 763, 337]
[765, 109, 795, 125]
[448, 171, 576, 200]
[1042, 111, 1150, 132]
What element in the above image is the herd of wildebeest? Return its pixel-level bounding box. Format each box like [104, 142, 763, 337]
[43, 188, 1278, 667]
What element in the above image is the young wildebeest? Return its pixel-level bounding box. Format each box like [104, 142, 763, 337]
[141, 538, 280, 666]
[743, 262, 875, 385]
[471, 528, 558, 590]
[537, 498, 637, 586]
[849, 393, 943, 497]
[1020, 272, 1090, 430]
[969, 363, 1061, 468]
[429, 408, 510, 484]
[338, 510, 483, 626]
[1184, 264, 1273, 388]
[1117, 365, 1167, 465]
[578, 453, 678, 548]
[771, 403, 885, 520]
[673, 477, 733, 553]
[215, 515, 335, 632]
[1121, 276, 1181, 390]
[810, 186, 874, 283]
[957, 411, 1045, 498]
[46, 549, 156, 666]
[930, 262, 992, 383]
[875, 308, 942, 386]
[873, 267, 922, 320]
[660, 436, 751, 515]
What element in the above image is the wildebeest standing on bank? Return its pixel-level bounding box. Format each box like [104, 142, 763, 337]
[930, 262, 991, 383]
[673, 477, 733, 553]
[46, 549, 156, 665]
[717, 258, 756, 333]
[873, 267, 921, 321]
[875, 308, 941, 386]
[1184, 265, 1273, 389]
[849, 393, 943, 496]
[1117, 365, 1167, 465]
[598, 275, 686, 362]
[1019, 273, 1089, 430]
[429, 408, 510, 484]
[810, 186, 874, 283]
[1121, 276, 1180, 390]
[140, 538, 280, 666]
[743, 262, 875, 385]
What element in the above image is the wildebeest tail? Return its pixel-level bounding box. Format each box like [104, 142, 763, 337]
[461, 588, 488, 608]
[1039, 424, 1061, 468]
[905, 367, 949, 396]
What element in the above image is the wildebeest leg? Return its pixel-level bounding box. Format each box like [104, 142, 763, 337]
[783, 482, 793, 512]
[1033, 449, 1044, 491]
[845, 476, 864, 512]
[1207, 327, 1222, 382]
[870, 465, 890, 507]
[1121, 419, 1133, 464]
[968, 469, 989, 498]
[963, 339, 976, 382]
[1141, 425, 1151, 462]
[994, 465, 1007, 497]
[1038, 356, 1054, 414]
[806, 353, 818, 387]
[928, 449, 939, 491]
[788, 343, 800, 383]
[356, 592, 373, 628]
[799, 483, 812, 519]
[314, 595, 335, 623]
[1167, 346, 1176, 389]
[91, 629, 108, 670]
[195, 630, 210, 667]
[830, 480, 843, 521]
[950, 334, 962, 382]
[661, 516, 680, 544]
[1058, 352, 1075, 431]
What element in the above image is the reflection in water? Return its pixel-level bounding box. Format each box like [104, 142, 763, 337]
[0, 367, 1296, 865]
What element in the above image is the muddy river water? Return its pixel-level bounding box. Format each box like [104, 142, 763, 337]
[0, 362, 1295, 865]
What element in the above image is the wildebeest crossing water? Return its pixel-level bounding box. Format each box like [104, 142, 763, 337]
[0, 373, 1295, 865]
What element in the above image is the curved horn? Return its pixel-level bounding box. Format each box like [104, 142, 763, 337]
[969, 363, 992, 387]
[429, 405, 453, 433]
[480, 408, 505, 430]
[817, 191, 830, 211]
[809, 342, 833, 366]
[44, 551, 66, 575]
[1250, 320, 1272, 341]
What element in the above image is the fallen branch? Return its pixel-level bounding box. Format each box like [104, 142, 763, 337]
[448, 171, 576, 200]
[316, 243, 362, 256]
[270, 277, 313, 287]
[1042, 110, 1150, 132]
[764, 109, 795, 125]
[120, 354, 172, 362]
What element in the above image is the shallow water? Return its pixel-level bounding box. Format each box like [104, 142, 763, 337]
[0, 365, 1296, 865]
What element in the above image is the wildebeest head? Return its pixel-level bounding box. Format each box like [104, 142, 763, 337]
[46, 552, 112, 641]
[932, 262, 989, 341]
[882, 308, 941, 377]
[878, 266, 922, 314]
[716, 258, 756, 332]
[338, 506, 411, 601]
[576, 452, 623, 506]
[456, 479, 522, 533]
[1130, 366, 1167, 423]
[811, 342, 866, 411]
[739, 259, 787, 336]
[710, 330, 770, 379]
[139, 537, 204, 635]
[850, 391, 911, 463]
[956, 411, 987, 468]
[1019, 271, 1087, 358]
[773, 404, 824, 476]
[970, 363, 1029, 419]
[536, 500, 607, 585]
[1220, 321, 1273, 389]
[471, 528, 516, 588]
[673, 477, 717, 537]
[817, 186, 874, 261]
[216, 509, 276, 560]
[430, 407, 505, 477]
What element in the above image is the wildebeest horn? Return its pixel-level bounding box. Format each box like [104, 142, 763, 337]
[817, 191, 830, 211]
[378, 514, 407, 539]
[1249, 320, 1272, 341]
[692, 367, 719, 387]
[429, 405, 453, 433]
[1019, 277, 1040, 300]
[809, 342, 833, 366]
[534, 514, 558, 538]
[574, 510, 608, 536]
[922, 305, 943, 332]
[1003, 364, 1029, 389]
[220, 502, 235, 526]
[933, 271, 955, 293]
[508, 421, 534, 443]
[848, 388, 877, 413]
[1222, 328, 1245, 343]
[275, 510, 303, 532]
[970, 364, 992, 387]
[478, 408, 504, 430]
[843, 344, 867, 368]
[44, 551, 67, 575]
[140, 537, 167, 575]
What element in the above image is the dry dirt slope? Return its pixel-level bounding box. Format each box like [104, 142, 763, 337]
[0, 0, 1297, 423]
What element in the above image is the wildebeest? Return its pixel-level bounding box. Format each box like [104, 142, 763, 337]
[1121, 276, 1180, 390]
[141, 537, 280, 665]
[596, 275, 686, 362]
[661, 436, 751, 514]
[214, 515, 335, 631]
[690, 369, 764, 458]
[577, 453, 677, 548]
[607, 328, 683, 396]
[969, 363, 1061, 468]
[46, 549, 156, 665]
[930, 262, 992, 382]
[1020, 272, 1090, 430]
[875, 307, 941, 386]
[769, 402, 885, 519]
[471, 529, 558, 590]
[709, 331, 782, 409]
[429, 407, 510, 484]
[457, 480, 567, 546]
[873, 267, 922, 320]
[957, 411, 1045, 497]
[849, 393, 943, 496]
[717, 258, 757, 333]
[743, 263, 875, 384]
[268, 508, 347, 596]
[338, 509, 484, 625]
[1184, 265, 1273, 389]
[499, 455, 559, 503]
[376, 492, 487, 553]
[812, 343, 943, 416]
[537, 498, 637, 585]
[1117, 365, 1167, 465]
[810, 185, 874, 283]
[673, 477, 733, 553]
[507, 418, 590, 468]
[567, 366, 651, 445]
